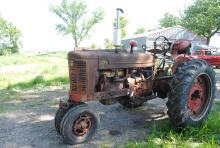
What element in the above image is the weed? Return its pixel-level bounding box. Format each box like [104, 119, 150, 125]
[126, 108, 220, 147]
[6, 75, 69, 90]
[0, 52, 68, 90]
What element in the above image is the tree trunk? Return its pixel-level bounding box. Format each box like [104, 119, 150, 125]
[206, 28, 220, 45]
[74, 42, 78, 48]
[206, 37, 210, 45]
[73, 37, 78, 48]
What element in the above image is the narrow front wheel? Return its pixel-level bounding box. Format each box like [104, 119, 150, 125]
[60, 104, 99, 145]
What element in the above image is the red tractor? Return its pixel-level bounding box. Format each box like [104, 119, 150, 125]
[190, 44, 220, 68]
[54, 36, 216, 145]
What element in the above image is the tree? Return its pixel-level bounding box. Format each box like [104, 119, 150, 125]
[120, 17, 129, 38]
[159, 13, 181, 28]
[182, 0, 220, 45]
[104, 39, 114, 49]
[114, 16, 129, 39]
[134, 27, 145, 35]
[0, 16, 21, 55]
[91, 43, 98, 49]
[50, 0, 104, 47]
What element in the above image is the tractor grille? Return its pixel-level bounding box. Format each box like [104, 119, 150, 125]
[69, 58, 87, 92]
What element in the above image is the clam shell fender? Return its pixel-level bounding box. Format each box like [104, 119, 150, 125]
[172, 55, 193, 73]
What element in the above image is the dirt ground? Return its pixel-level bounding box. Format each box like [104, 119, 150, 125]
[0, 69, 220, 148]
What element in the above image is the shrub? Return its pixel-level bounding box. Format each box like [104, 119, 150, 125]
[0, 16, 21, 55]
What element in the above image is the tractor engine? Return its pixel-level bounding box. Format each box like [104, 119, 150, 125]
[96, 68, 153, 105]
[68, 49, 154, 103]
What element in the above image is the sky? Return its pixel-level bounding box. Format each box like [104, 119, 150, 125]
[1, 0, 217, 52]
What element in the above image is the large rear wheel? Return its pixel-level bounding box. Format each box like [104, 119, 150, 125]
[167, 60, 216, 129]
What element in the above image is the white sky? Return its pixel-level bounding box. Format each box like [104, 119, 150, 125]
[2, 0, 217, 52]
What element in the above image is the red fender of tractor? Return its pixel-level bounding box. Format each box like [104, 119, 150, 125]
[171, 39, 193, 73]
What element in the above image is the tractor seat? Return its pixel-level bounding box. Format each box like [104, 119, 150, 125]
[172, 39, 191, 55]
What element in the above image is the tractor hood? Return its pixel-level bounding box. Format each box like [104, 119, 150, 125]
[68, 49, 154, 69]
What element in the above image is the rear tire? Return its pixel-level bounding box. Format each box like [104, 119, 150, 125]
[167, 60, 216, 130]
[60, 103, 99, 145]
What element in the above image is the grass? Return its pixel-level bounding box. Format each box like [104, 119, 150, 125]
[126, 103, 220, 148]
[0, 52, 69, 113]
[0, 52, 67, 66]
[7, 75, 69, 90]
[0, 105, 7, 114]
[1, 52, 220, 146]
[0, 89, 20, 102]
[0, 52, 69, 90]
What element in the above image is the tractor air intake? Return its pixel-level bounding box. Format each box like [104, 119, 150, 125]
[113, 8, 124, 52]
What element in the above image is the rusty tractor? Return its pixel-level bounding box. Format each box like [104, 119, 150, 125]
[54, 8, 216, 145]
[55, 36, 216, 144]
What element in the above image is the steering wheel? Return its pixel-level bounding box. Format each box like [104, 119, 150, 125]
[154, 36, 170, 51]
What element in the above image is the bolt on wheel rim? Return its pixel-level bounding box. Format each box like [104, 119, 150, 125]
[72, 114, 92, 136]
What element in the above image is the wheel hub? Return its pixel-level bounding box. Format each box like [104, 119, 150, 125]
[188, 81, 204, 114]
[73, 115, 92, 136]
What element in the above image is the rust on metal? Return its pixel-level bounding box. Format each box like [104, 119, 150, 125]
[187, 74, 211, 117]
[68, 49, 154, 102]
[188, 81, 204, 113]
[72, 114, 92, 136]
[172, 39, 191, 56]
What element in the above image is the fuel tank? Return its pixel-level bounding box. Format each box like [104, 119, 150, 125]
[68, 49, 154, 70]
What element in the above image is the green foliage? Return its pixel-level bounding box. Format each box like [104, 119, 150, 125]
[0, 52, 67, 66]
[134, 27, 145, 35]
[50, 0, 105, 47]
[91, 43, 98, 49]
[126, 102, 220, 147]
[104, 38, 114, 49]
[7, 75, 69, 90]
[120, 16, 129, 38]
[182, 0, 220, 45]
[0, 52, 68, 90]
[159, 13, 181, 28]
[0, 90, 18, 102]
[114, 16, 129, 39]
[0, 105, 7, 114]
[0, 16, 21, 55]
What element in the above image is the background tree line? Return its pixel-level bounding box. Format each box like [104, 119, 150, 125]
[50, 0, 218, 47]
[0, 15, 21, 55]
[159, 0, 220, 45]
[0, 0, 219, 56]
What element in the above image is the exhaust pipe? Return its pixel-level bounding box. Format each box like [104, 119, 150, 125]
[113, 8, 124, 53]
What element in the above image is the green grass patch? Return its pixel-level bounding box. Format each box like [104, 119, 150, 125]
[215, 101, 220, 107]
[7, 75, 69, 90]
[0, 52, 68, 90]
[126, 104, 220, 147]
[0, 90, 21, 102]
[0, 52, 67, 66]
[0, 105, 7, 114]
